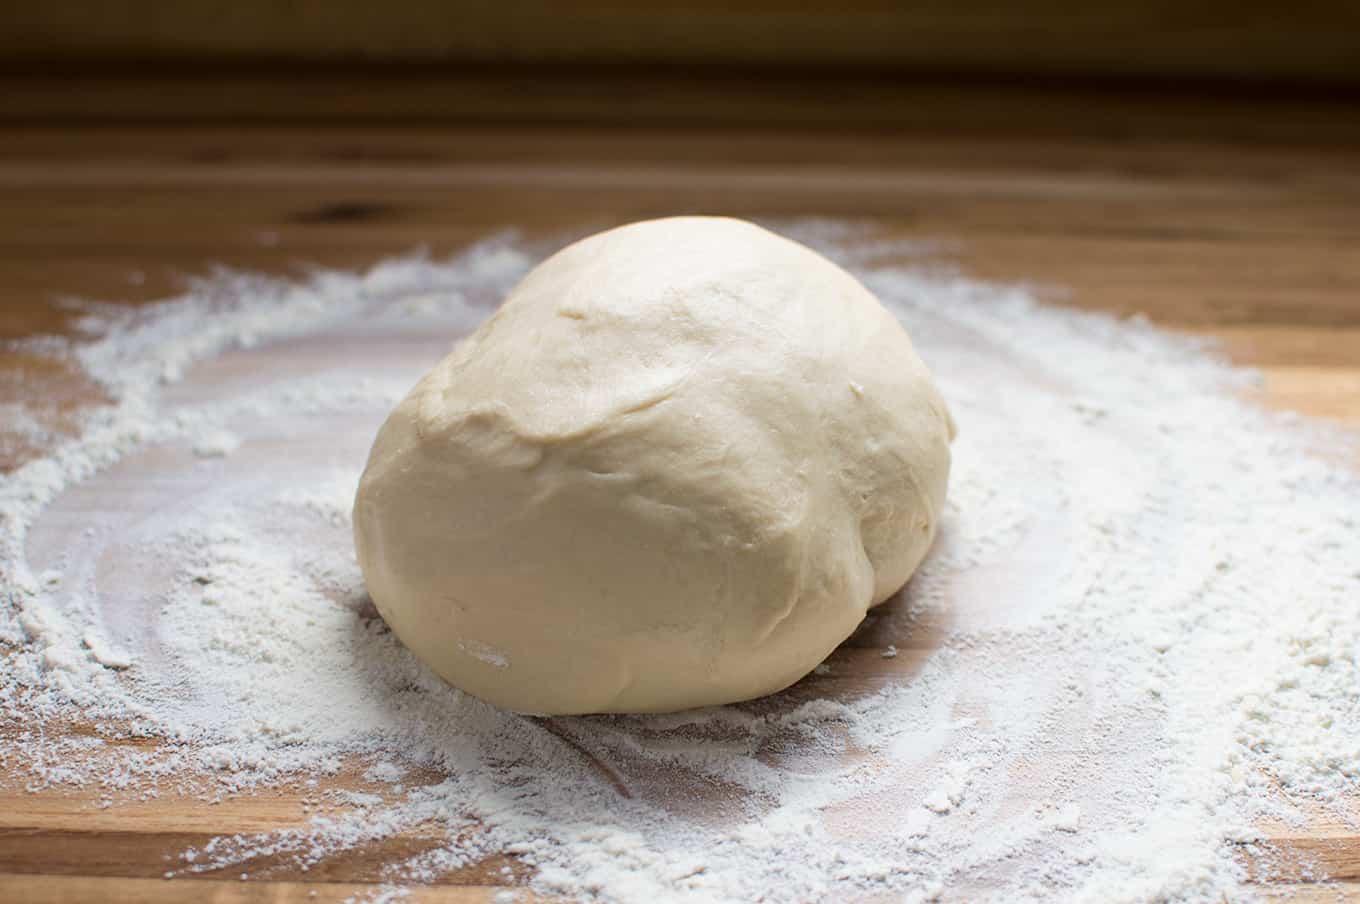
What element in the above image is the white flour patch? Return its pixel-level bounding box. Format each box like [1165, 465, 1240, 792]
[191, 428, 241, 458]
[1, 224, 1357, 902]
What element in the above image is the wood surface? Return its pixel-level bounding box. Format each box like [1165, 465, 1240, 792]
[1, 71, 1359, 902]
[8, 1, 1360, 88]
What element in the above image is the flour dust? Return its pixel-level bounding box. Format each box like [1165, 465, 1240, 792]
[1, 223, 1357, 902]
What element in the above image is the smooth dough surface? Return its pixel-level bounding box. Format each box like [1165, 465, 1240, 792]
[353, 217, 954, 714]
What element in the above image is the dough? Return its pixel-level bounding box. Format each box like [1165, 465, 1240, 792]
[353, 217, 954, 714]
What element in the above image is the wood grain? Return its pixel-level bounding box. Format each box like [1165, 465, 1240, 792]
[1, 73, 1359, 901]
[0, 875, 538, 903]
[7, 1, 1360, 87]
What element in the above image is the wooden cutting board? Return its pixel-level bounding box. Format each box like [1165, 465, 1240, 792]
[2, 72, 1358, 902]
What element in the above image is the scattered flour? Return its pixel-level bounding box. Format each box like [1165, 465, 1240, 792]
[1, 224, 1357, 902]
[192, 428, 241, 458]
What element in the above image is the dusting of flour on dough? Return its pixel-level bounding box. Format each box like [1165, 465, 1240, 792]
[0, 224, 1357, 902]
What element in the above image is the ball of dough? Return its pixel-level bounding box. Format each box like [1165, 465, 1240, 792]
[353, 217, 953, 714]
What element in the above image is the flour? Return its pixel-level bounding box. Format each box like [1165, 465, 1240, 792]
[191, 428, 241, 458]
[1, 223, 1358, 902]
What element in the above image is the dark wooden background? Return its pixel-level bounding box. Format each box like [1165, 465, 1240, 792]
[8, 1, 1360, 87]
